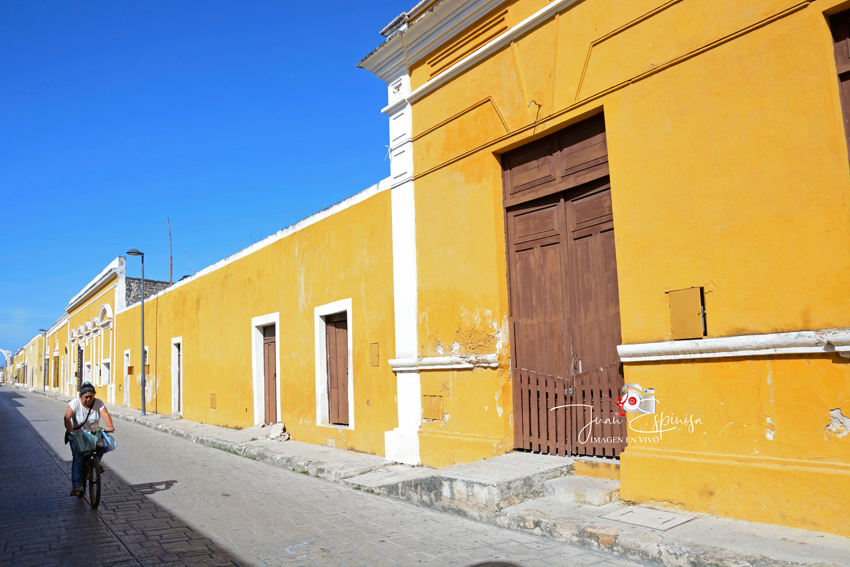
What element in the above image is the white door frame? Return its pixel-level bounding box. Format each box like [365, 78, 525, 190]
[251, 313, 280, 426]
[123, 350, 131, 406]
[314, 298, 354, 430]
[171, 337, 183, 415]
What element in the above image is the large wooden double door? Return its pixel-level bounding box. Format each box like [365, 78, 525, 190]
[503, 114, 626, 457]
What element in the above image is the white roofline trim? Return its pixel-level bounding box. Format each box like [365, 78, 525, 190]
[46, 313, 69, 337]
[116, 177, 393, 316]
[67, 257, 125, 313]
[617, 329, 850, 362]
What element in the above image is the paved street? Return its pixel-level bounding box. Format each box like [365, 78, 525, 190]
[0, 387, 646, 567]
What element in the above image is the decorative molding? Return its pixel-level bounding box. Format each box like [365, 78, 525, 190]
[406, 0, 580, 104]
[389, 354, 500, 372]
[359, 0, 500, 83]
[617, 328, 850, 363]
[67, 257, 124, 313]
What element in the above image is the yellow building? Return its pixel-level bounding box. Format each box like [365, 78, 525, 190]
[64, 257, 169, 402]
[45, 314, 69, 393]
[358, 0, 850, 537]
[115, 180, 399, 453]
[20, 334, 44, 388]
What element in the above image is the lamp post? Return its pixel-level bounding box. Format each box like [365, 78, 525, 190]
[127, 249, 146, 416]
[38, 329, 47, 391]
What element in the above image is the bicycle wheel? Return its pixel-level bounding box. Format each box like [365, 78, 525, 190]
[87, 455, 101, 509]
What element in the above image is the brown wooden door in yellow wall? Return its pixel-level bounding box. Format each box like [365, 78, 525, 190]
[52, 356, 60, 388]
[567, 188, 625, 457]
[507, 195, 573, 455]
[503, 114, 626, 457]
[263, 326, 276, 424]
[326, 314, 349, 426]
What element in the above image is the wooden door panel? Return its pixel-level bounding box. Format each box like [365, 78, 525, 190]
[326, 318, 349, 426]
[505, 143, 556, 196]
[514, 204, 559, 243]
[263, 326, 276, 424]
[507, 198, 571, 453]
[600, 228, 623, 364]
[336, 321, 349, 425]
[540, 243, 569, 377]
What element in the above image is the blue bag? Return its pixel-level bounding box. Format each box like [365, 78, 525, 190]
[70, 431, 98, 457]
[96, 430, 117, 452]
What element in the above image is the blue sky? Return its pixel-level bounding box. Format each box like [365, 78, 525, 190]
[0, 1, 411, 362]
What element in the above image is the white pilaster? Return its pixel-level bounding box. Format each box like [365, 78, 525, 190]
[383, 73, 422, 465]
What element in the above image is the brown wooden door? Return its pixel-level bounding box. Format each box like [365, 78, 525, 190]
[263, 326, 276, 424]
[567, 188, 626, 457]
[503, 114, 626, 457]
[326, 314, 349, 426]
[507, 196, 572, 455]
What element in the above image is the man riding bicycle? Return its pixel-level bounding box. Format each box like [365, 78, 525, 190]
[64, 382, 115, 497]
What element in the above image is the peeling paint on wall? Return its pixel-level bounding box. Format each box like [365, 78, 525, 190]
[825, 409, 850, 440]
[765, 416, 775, 441]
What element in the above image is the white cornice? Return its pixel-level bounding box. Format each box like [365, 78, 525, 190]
[406, 0, 579, 104]
[617, 329, 850, 363]
[382, 97, 409, 116]
[67, 257, 125, 313]
[46, 313, 69, 337]
[359, 0, 501, 83]
[389, 354, 499, 372]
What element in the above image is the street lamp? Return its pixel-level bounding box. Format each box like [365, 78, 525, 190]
[127, 249, 146, 416]
[39, 329, 47, 391]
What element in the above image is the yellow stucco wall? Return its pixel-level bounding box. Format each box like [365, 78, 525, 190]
[406, 0, 850, 533]
[46, 322, 69, 391]
[68, 279, 117, 396]
[22, 335, 44, 388]
[116, 190, 398, 456]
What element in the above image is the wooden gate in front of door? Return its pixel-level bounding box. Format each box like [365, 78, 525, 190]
[502, 114, 626, 457]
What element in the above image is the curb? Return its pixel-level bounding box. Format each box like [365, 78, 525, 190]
[26, 388, 391, 484]
[497, 508, 835, 567]
[23, 387, 840, 567]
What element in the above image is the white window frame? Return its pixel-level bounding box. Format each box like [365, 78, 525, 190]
[251, 313, 280, 426]
[102, 358, 111, 393]
[314, 298, 354, 430]
[171, 337, 183, 415]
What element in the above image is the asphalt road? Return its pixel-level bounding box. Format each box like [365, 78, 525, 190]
[0, 387, 645, 567]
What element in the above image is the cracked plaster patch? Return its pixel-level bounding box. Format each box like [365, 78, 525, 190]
[765, 416, 775, 441]
[825, 409, 850, 440]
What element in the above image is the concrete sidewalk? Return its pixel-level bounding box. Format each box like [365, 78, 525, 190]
[24, 385, 850, 567]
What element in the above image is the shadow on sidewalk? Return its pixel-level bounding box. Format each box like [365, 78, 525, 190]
[0, 389, 245, 567]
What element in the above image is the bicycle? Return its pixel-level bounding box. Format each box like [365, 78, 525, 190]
[76, 426, 113, 509]
[79, 451, 101, 509]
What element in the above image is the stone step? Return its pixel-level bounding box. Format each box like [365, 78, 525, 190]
[544, 476, 619, 506]
[345, 451, 575, 522]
